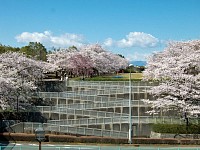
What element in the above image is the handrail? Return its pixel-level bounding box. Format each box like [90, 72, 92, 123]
[37, 106, 124, 117]
[21, 122, 128, 138]
[48, 116, 183, 126]
[37, 99, 147, 110]
[68, 80, 159, 87]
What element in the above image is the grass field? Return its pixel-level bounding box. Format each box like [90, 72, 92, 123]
[119, 73, 143, 80]
[82, 73, 143, 81]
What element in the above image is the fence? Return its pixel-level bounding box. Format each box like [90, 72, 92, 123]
[68, 80, 159, 87]
[54, 99, 147, 109]
[20, 122, 129, 138]
[37, 106, 126, 117]
[47, 116, 184, 126]
[36, 86, 150, 96]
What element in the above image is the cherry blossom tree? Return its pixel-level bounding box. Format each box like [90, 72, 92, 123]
[79, 44, 129, 75]
[143, 40, 200, 121]
[47, 47, 94, 78]
[0, 52, 58, 110]
[47, 44, 129, 78]
[67, 52, 93, 78]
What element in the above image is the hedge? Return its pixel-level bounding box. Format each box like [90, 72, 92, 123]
[152, 124, 200, 134]
[0, 133, 36, 142]
[1, 133, 200, 145]
[133, 138, 178, 144]
[48, 135, 127, 144]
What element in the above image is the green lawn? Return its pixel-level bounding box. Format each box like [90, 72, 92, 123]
[119, 73, 143, 80]
[80, 73, 143, 81]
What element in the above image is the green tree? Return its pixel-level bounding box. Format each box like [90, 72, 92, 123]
[117, 54, 125, 58]
[0, 44, 20, 54]
[20, 42, 47, 61]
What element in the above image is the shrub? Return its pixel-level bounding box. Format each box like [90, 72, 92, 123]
[133, 138, 178, 144]
[48, 135, 127, 144]
[180, 139, 200, 145]
[0, 133, 35, 142]
[152, 124, 200, 134]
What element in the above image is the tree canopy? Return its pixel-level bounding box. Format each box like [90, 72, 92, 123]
[21, 42, 47, 61]
[0, 44, 20, 54]
[143, 40, 200, 117]
[0, 52, 58, 110]
[47, 44, 129, 77]
[0, 42, 128, 110]
[0, 42, 47, 61]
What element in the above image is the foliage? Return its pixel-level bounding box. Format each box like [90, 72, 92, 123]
[123, 65, 145, 73]
[153, 123, 200, 134]
[133, 138, 178, 144]
[0, 52, 58, 110]
[47, 44, 129, 78]
[117, 54, 125, 58]
[0, 42, 47, 61]
[0, 44, 20, 54]
[143, 40, 200, 116]
[20, 42, 47, 61]
[48, 134, 128, 144]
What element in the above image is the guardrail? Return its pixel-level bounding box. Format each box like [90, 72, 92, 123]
[37, 99, 146, 110]
[37, 106, 126, 118]
[68, 80, 159, 87]
[48, 116, 184, 126]
[35, 92, 150, 103]
[69, 86, 151, 94]
[21, 122, 128, 138]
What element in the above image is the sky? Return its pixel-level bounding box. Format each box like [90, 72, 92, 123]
[1, 0, 200, 61]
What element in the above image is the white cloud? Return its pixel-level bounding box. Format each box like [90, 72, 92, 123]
[104, 38, 114, 47]
[104, 32, 159, 48]
[15, 31, 84, 47]
[126, 52, 150, 61]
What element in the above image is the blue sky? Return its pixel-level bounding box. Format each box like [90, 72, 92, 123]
[0, 0, 200, 61]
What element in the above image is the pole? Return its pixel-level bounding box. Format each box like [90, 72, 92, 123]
[138, 84, 140, 136]
[17, 96, 19, 112]
[39, 141, 41, 150]
[128, 64, 132, 144]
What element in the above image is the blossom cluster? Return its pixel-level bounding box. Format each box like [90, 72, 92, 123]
[143, 40, 200, 116]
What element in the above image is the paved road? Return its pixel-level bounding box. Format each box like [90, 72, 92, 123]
[1, 142, 200, 150]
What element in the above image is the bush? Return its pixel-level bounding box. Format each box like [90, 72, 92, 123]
[3, 133, 200, 145]
[133, 138, 178, 144]
[48, 134, 75, 143]
[0, 133, 35, 142]
[48, 135, 127, 144]
[153, 124, 200, 134]
[180, 139, 200, 145]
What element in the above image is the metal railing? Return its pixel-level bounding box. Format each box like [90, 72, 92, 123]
[47, 116, 184, 126]
[37, 99, 147, 110]
[21, 122, 128, 138]
[68, 80, 159, 87]
[27, 80, 160, 138]
[37, 106, 126, 118]
[69, 86, 150, 94]
[36, 92, 149, 104]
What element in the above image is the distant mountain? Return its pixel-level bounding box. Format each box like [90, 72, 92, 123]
[130, 61, 147, 66]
